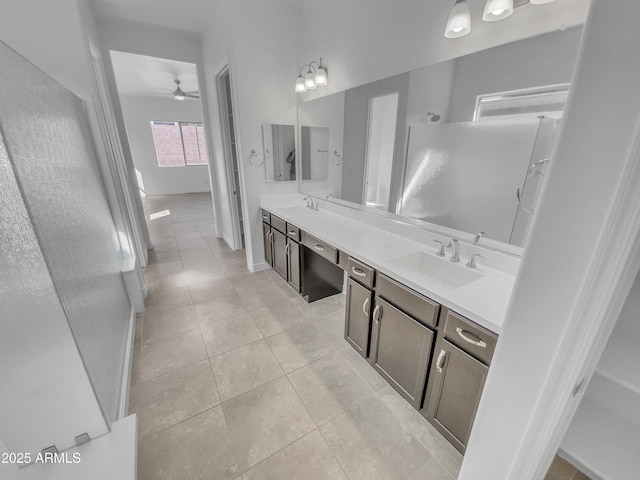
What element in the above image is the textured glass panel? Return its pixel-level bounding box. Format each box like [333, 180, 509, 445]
[151, 121, 185, 166]
[196, 124, 208, 164]
[0, 41, 130, 424]
[400, 118, 541, 244]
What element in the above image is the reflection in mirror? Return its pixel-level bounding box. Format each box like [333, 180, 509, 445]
[301, 126, 329, 181]
[262, 124, 296, 182]
[298, 26, 583, 249]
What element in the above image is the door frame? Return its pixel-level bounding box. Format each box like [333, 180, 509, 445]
[215, 59, 245, 251]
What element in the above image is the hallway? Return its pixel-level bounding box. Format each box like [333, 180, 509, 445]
[131, 194, 460, 480]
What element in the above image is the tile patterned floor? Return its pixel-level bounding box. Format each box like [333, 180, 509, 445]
[544, 455, 593, 480]
[130, 193, 460, 480]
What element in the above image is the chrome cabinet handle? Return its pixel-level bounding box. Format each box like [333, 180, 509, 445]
[362, 298, 370, 316]
[351, 266, 367, 278]
[436, 349, 447, 373]
[372, 305, 381, 323]
[314, 244, 325, 251]
[263, 214, 269, 220]
[269, 231, 274, 243]
[288, 230, 296, 235]
[285, 244, 290, 256]
[456, 327, 487, 348]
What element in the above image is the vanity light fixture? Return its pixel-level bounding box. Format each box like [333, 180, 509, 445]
[445, 0, 556, 39]
[445, 0, 471, 38]
[295, 58, 328, 93]
[482, 0, 513, 22]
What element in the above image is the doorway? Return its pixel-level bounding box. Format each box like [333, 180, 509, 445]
[364, 92, 399, 210]
[217, 68, 245, 250]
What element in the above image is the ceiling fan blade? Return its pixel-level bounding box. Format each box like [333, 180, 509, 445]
[185, 94, 200, 99]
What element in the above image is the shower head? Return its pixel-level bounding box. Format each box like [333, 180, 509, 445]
[427, 112, 441, 122]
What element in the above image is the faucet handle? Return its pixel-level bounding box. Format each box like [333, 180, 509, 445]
[433, 239, 452, 257]
[466, 253, 485, 269]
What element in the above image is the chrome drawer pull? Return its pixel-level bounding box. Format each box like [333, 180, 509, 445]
[288, 230, 296, 235]
[362, 298, 370, 316]
[285, 244, 290, 256]
[263, 215, 269, 220]
[456, 327, 487, 348]
[372, 305, 381, 323]
[314, 244, 325, 251]
[351, 267, 367, 278]
[436, 349, 447, 373]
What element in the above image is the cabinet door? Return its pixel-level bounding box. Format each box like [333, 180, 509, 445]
[425, 338, 489, 454]
[369, 297, 434, 409]
[262, 222, 272, 266]
[272, 229, 287, 280]
[287, 240, 300, 293]
[344, 278, 373, 358]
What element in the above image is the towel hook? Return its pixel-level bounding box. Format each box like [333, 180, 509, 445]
[248, 149, 264, 167]
[332, 150, 343, 165]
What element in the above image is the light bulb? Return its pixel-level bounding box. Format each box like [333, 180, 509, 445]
[315, 61, 328, 87]
[304, 68, 316, 90]
[445, 0, 471, 38]
[295, 75, 306, 93]
[482, 0, 513, 21]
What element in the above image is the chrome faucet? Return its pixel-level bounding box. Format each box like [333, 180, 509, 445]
[450, 239, 460, 263]
[312, 201, 320, 211]
[473, 231, 486, 245]
[303, 196, 313, 208]
[466, 253, 485, 269]
[326, 193, 335, 200]
[433, 239, 452, 257]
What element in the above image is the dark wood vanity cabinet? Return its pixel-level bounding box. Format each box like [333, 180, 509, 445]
[262, 221, 272, 266]
[423, 308, 498, 454]
[369, 274, 439, 409]
[344, 277, 373, 358]
[286, 226, 300, 293]
[271, 228, 287, 280]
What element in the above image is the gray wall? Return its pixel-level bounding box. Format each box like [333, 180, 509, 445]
[0, 42, 131, 425]
[342, 72, 409, 206]
[447, 27, 584, 123]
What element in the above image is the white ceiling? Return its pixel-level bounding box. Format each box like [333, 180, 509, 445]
[89, 0, 209, 33]
[110, 51, 199, 98]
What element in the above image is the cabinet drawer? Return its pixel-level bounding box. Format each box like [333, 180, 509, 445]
[261, 209, 271, 224]
[337, 250, 349, 271]
[347, 257, 375, 288]
[443, 310, 497, 365]
[376, 273, 439, 328]
[302, 232, 337, 263]
[271, 214, 286, 234]
[285, 223, 300, 242]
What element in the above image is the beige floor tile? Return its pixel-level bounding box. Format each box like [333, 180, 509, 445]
[177, 237, 208, 250]
[210, 340, 284, 401]
[147, 250, 181, 265]
[194, 292, 248, 325]
[250, 303, 308, 337]
[129, 361, 220, 438]
[137, 406, 239, 480]
[320, 396, 430, 480]
[549, 456, 577, 479]
[243, 430, 347, 480]
[139, 328, 207, 382]
[201, 313, 263, 357]
[434, 442, 464, 479]
[142, 304, 199, 343]
[144, 285, 192, 311]
[407, 457, 455, 480]
[179, 245, 214, 260]
[189, 277, 234, 303]
[377, 386, 447, 455]
[221, 259, 251, 277]
[288, 352, 376, 425]
[223, 377, 316, 471]
[266, 323, 334, 373]
[237, 284, 292, 311]
[228, 271, 273, 289]
[337, 345, 389, 392]
[145, 260, 183, 278]
[309, 309, 350, 349]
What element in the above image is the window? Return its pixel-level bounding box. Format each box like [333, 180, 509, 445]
[150, 121, 208, 167]
[474, 84, 570, 121]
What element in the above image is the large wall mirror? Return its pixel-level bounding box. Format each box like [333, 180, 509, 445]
[298, 26, 584, 249]
[262, 123, 296, 182]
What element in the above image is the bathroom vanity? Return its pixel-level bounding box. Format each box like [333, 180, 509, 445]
[260, 194, 516, 454]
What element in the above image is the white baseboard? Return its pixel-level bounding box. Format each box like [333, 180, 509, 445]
[117, 307, 136, 421]
[251, 261, 270, 272]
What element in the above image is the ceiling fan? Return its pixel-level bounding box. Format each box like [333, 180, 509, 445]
[170, 79, 199, 100]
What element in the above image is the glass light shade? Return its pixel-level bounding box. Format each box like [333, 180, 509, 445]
[445, 0, 471, 38]
[174, 93, 185, 100]
[482, 0, 513, 21]
[530, 0, 555, 4]
[295, 75, 307, 93]
[304, 69, 316, 89]
[315, 65, 328, 87]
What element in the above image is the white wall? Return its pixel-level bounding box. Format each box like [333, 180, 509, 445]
[460, 1, 640, 478]
[119, 95, 211, 195]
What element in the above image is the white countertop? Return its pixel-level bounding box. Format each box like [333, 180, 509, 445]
[260, 194, 519, 334]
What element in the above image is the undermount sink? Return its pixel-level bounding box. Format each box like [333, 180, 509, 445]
[278, 206, 316, 216]
[390, 251, 483, 288]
